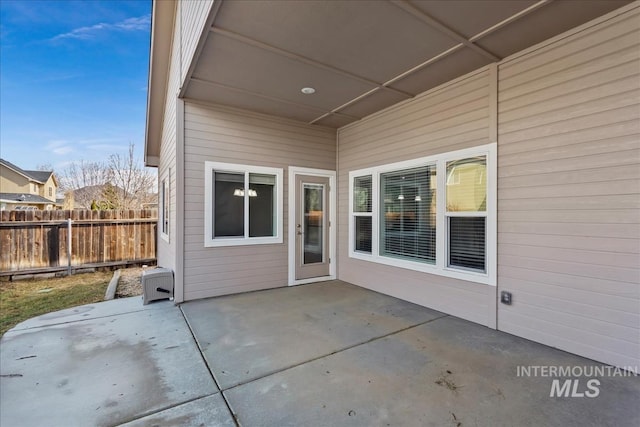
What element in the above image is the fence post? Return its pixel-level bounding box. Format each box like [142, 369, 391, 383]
[67, 218, 72, 276]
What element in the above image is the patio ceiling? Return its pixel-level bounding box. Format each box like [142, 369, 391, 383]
[182, 0, 631, 128]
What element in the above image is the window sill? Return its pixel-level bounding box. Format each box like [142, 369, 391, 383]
[349, 252, 494, 286]
[205, 236, 283, 247]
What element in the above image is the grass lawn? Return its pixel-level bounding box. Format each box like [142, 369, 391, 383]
[0, 271, 112, 337]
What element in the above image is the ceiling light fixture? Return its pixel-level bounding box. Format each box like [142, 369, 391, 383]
[301, 87, 316, 95]
[233, 188, 258, 197]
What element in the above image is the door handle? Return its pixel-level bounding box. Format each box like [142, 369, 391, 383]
[296, 231, 303, 235]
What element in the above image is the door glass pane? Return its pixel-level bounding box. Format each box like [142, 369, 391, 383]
[303, 184, 324, 264]
[214, 172, 244, 237]
[249, 173, 276, 237]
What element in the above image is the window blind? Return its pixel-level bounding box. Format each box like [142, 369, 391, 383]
[380, 166, 435, 263]
[353, 175, 372, 254]
[448, 217, 486, 271]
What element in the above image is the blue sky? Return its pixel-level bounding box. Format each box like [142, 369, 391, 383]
[0, 0, 151, 172]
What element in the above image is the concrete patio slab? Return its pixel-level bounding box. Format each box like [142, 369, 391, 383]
[181, 280, 445, 389]
[224, 316, 640, 427]
[9, 295, 168, 331]
[119, 394, 235, 427]
[2, 280, 638, 426]
[0, 301, 219, 427]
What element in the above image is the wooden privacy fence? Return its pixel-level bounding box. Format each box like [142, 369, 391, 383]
[0, 209, 157, 275]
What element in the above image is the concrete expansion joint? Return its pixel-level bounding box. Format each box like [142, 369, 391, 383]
[114, 393, 221, 426]
[220, 313, 450, 393]
[179, 306, 241, 427]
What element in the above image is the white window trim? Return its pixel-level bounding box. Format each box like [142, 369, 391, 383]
[160, 169, 170, 243]
[348, 143, 496, 286]
[204, 161, 283, 247]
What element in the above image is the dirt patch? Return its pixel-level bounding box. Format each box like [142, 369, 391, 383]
[435, 370, 462, 394]
[115, 266, 154, 298]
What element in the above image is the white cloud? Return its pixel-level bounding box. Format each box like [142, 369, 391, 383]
[50, 14, 150, 42]
[46, 140, 74, 155]
[114, 16, 151, 31]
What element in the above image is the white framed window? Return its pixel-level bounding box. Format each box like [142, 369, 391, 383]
[160, 169, 170, 242]
[204, 161, 283, 247]
[445, 156, 486, 272]
[349, 143, 496, 285]
[352, 175, 373, 254]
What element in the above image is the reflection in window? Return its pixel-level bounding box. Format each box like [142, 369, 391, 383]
[205, 162, 282, 247]
[214, 172, 244, 237]
[348, 144, 494, 282]
[446, 156, 487, 272]
[446, 156, 486, 212]
[353, 175, 372, 254]
[249, 173, 275, 237]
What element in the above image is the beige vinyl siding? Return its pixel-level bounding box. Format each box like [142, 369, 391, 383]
[156, 2, 181, 272]
[0, 166, 30, 194]
[178, 0, 214, 81]
[337, 69, 497, 328]
[497, 6, 640, 368]
[158, 0, 214, 274]
[182, 102, 335, 301]
[43, 176, 57, 202]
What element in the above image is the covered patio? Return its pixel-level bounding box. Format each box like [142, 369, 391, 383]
[1, 281, 638, 426]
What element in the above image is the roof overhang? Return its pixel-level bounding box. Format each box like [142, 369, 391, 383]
[180, 0, 632, 128]
[144, 0, 176, 167]
[145, 0, 633, 152]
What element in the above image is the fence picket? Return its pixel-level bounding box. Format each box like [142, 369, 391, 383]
[0, 209, 157, 274]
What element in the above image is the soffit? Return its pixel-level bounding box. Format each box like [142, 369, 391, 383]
[183, 0, 632, 128]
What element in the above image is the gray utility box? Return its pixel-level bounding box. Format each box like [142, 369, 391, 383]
[142, 268, 174, 305]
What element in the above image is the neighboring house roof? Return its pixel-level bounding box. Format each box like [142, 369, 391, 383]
[0, 158, 56, 185]
[27, 170, 54, 183]
[73, 184, 127, 197]
[70, 184, 131, 208]
[0, 193, 56, 204]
